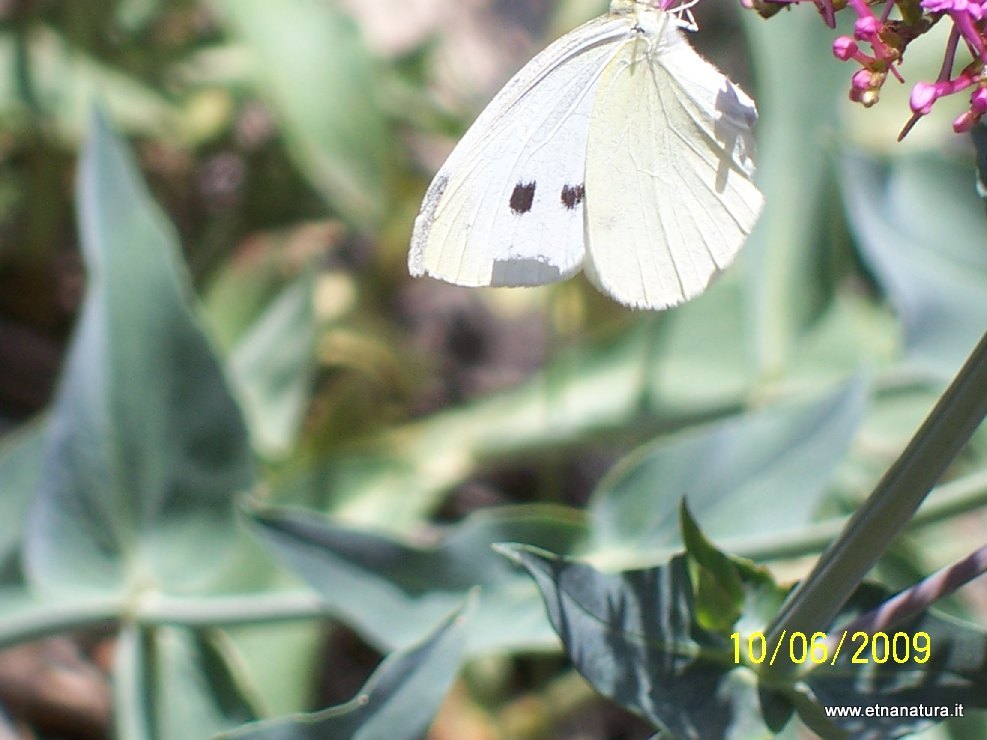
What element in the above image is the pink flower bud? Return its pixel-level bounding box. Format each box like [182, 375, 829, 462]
[953, 109, 978, 132]
[855, 15, 881, 39]
[909, 82, 940, 114]
[971, 86, 987, 114]
[852, 69, 873, 91]
[833, 36, 859, 60]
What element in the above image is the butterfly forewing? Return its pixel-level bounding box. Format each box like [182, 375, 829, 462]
[410, 16, 629, 287]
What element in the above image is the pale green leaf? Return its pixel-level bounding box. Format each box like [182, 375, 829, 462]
[250, 503, 587, 653]
[220, 595, 474, 740]
[24, 109, 253, 595]
[588, 377, 866, 566]
[209, 0, 397, 228]
[842, 153, 987, 379]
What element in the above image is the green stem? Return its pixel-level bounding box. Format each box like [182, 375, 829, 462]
[741, 10, 841, 378]
[0, 595, 123, 650]
[726, 466, 987, 562]
[0, 590, 324, 649]
[138, 590, 324, 627]
[114, 624, 152, 740]
[764, 329, 987, 673]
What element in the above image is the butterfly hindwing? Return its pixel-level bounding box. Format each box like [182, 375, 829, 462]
[583, 20, 763, 309]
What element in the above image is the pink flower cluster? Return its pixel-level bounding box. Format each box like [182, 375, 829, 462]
[746, 0, 987, 137]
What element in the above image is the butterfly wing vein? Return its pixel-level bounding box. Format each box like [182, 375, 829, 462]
[410, 3, 764, 310]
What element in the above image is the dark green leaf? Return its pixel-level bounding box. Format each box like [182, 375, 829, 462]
[505, 538, 987, 739]
[498, 544, 774, 738]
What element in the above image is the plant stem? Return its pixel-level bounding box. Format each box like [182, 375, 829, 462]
[764, 329, 987, 675]
[0, 590, 324, 649]
[0, 596, 123, 650]
[139, 590, 324, 627]
[726, 466, 987, 562]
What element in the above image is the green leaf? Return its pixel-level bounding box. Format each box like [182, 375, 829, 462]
[23, 109, 254, 595]
[220, 620, 324, 718]
[219, 594, 474, 740]
[788, 290, 899, 381]
[152, 628, 258, 739]
[0, 26, 185, 142]
[249, 503, 588, 653]
[842, 152, 987, 379]
[503, 540, 987, 739]
[498, 544, 777, 738]
[209, 0, 397, 229]
[588, 376, 867, 566]
[680, 502, 784, 640]
[229, 273, 317, 459]
[0, 422, 45, 568]
[638, 276, 752, 407]
[681, 501, 744, 634]
[200, 235, 315, 354]
[115, 624, 258, 740]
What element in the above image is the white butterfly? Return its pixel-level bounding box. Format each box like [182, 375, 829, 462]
[409, 0, 763, 310]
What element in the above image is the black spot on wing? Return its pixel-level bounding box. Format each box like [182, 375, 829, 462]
[561, 184, 585, 210]
[510, 182, 536, 214]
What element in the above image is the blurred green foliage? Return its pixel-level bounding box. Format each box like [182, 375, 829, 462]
[0, 0, 986, 737]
